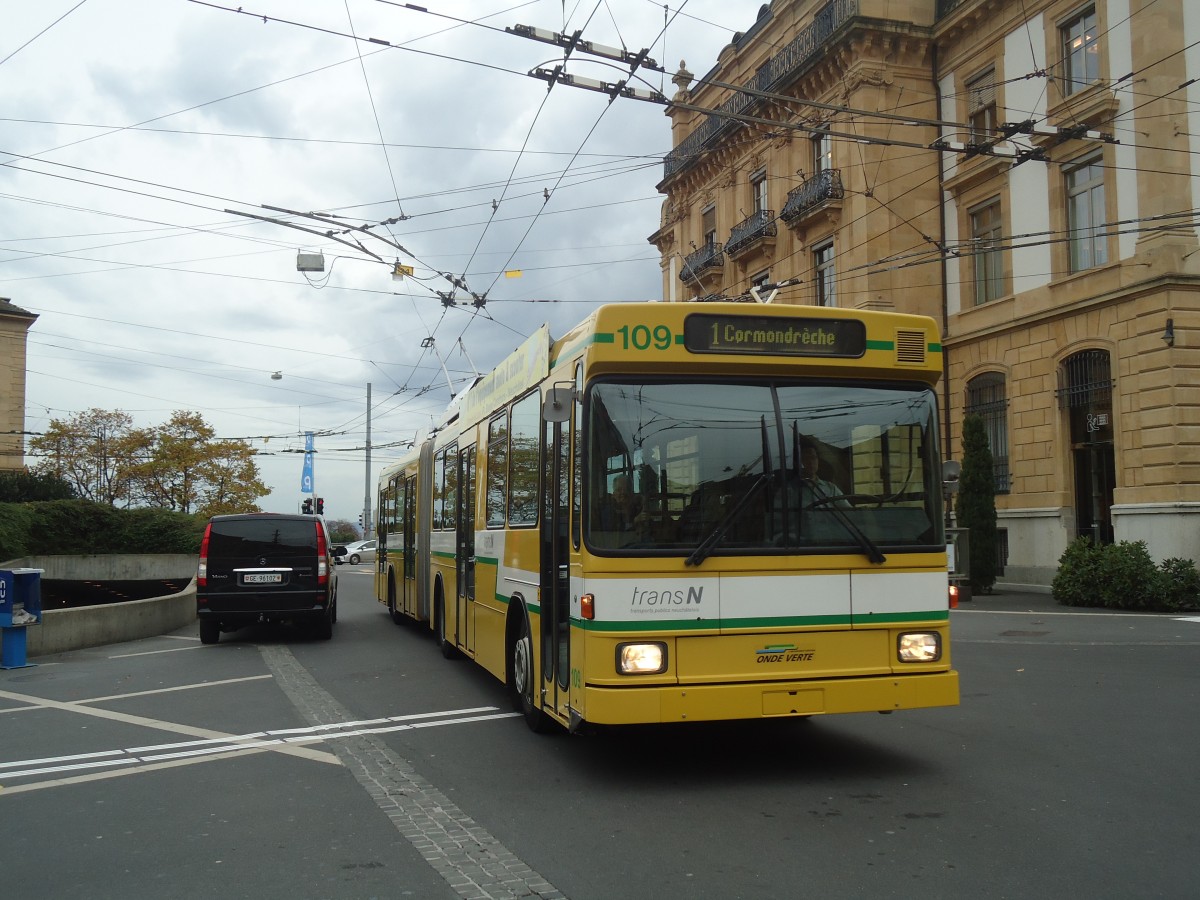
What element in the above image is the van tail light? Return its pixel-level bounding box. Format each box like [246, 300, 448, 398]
[315, 522, 328, 586]
[197, 523, 212, 588]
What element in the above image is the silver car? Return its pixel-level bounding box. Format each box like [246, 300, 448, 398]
[338, 539, 376, 565]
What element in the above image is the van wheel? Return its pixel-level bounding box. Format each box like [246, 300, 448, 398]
[199, 620, 220, 645]
[314, 610, 333, 640]
[510, 613, 551, 733]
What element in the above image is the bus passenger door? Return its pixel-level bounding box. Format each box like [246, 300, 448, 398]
[402, 474, 417, 617]
[540, 409, 571, 721]
[457, 445, 476, 654]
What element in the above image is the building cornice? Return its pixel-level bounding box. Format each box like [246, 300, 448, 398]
[944, 273, 1200, 348]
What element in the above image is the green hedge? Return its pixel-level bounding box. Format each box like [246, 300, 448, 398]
[1052, 537, 1200, 612]
[0, 500, 205, 561]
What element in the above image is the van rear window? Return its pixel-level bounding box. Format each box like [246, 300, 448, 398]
[208, 519, 317, 556]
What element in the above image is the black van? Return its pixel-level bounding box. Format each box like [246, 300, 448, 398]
[196, 513, 338, 644]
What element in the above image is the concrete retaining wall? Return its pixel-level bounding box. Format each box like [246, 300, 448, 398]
[0, 555, 199, 658]
[1, 554, 198, 580]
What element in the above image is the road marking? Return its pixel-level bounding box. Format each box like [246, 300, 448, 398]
[1175, 616, 1200, 624]
[957, 639, 1200, 646]
[0, 674, 275, 714]
[0, 706, 514, 781]
[0, 687, 340, 767]
[261, 644, 564, 900]
[0, 749, 289, 796]
[109, 644, 206, 658]
[954, 608, 1179, 618]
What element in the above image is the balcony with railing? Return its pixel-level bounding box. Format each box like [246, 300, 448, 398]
[725, 210, 777, 259]
[780, 170, 844, 226]
[679, 242, 725, 285]
[662, 0, 858, 181]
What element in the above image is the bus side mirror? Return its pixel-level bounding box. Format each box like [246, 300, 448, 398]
[942, 459, 962, 494]
[543, 386, 574, 423]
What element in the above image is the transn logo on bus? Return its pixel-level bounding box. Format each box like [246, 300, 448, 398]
[755, 644, 816, 664]
[630, 585, 704, 606]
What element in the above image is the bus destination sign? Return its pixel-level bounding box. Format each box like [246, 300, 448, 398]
[683, 314, 866, 357]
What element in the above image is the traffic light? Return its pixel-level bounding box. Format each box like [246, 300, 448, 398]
[358, 513, 363, 527]
[316, 497, 324, 515]
[302, 498, 313, 514]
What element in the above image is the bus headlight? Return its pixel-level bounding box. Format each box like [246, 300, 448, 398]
[617, 642, 667, 675]
[897, 632, 941, 663]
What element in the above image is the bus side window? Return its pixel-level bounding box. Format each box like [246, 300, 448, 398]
[486, 414, 508, 528]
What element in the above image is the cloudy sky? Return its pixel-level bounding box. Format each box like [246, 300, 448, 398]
[2, 0, 750, 526]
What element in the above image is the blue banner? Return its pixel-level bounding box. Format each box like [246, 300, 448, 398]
[301, 452, 314, 494]
[301, 432, 314, 493]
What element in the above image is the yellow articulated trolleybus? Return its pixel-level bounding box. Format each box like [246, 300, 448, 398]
[375, 301, 960, 733]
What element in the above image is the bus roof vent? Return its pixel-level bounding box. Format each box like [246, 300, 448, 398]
[895, 330, 927, 366]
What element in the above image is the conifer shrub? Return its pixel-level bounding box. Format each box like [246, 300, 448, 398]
[955, 414, 998, 592]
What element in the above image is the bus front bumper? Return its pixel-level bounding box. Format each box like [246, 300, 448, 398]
[579, 670, 960, 725]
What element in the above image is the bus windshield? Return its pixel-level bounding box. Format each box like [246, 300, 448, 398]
[586, 379, 944, 558]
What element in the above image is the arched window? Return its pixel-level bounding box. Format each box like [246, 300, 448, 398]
[1056, 349, 1115, 543]
[966, 372, 1009, 493]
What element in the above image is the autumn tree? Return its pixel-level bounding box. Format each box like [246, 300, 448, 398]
[195, 438, 269, 517]
[29, 409, 141, 505]
[129, 411, 268, 515]
[31, 409, 267, 515]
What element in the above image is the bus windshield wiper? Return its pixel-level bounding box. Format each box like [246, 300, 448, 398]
[685, 473, 769, 567]
[810, 486, 887, 565]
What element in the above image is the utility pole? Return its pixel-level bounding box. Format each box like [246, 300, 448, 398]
[363, 383, 372, 538]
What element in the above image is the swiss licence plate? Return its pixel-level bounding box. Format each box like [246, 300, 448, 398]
[243, 573, 283, 584]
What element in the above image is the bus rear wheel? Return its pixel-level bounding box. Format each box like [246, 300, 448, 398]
[510, 613, 551, 733]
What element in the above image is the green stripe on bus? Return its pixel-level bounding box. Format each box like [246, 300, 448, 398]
[595, 332, 615, 343]
[573, 610, 947, 631]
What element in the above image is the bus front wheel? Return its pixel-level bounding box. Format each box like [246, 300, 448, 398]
[510, 613, 551, 733]
[435, 594, 456, 659]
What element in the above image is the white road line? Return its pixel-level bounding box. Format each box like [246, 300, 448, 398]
[0, 687, 340, 766]
[0, 749, 287, 796]
[0, 707, 518, 782]
[0, 674, 275, 713]
[109, 645, 206, 658]
[954, 608, 1177, 618]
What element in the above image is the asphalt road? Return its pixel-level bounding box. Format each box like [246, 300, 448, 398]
[2, 569, 1198, 900]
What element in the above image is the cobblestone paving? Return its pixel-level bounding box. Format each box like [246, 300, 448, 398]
[261, 645, 565, 900]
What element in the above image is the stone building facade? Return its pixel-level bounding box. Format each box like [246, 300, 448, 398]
[0, 298, 38, 472]
[649, 0, 1199, 587]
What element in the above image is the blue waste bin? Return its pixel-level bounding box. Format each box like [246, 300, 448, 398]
[0, 568, 44, 669]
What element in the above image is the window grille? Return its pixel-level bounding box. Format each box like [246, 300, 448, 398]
[1056, 350, 1112, 409]
[966, 372, 1010, 493]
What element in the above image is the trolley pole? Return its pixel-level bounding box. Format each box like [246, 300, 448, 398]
[363, 383, 372, 538]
